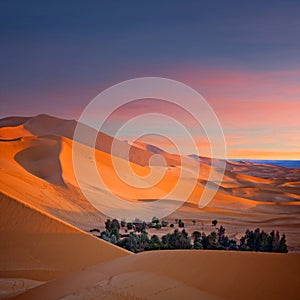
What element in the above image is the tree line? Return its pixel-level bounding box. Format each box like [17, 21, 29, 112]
[90, 217, 288, 253]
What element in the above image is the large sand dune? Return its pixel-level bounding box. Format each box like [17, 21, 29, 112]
[0, 192, 129, 280]
[11, 251, 300, 300]
[0, 192, 129, 298]
[0, 114, 299, 299]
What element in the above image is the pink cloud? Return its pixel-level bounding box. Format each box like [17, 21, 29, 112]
[101, 67, 300, 159]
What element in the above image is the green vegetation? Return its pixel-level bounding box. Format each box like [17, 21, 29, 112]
[155, 223, 162, 230]
[161, 220, 168, 227]
[94, 218, 288, 254]
[127, 222, 133, 230]
[152, 216, 159, 224]
[239, 228, 288, 253]
[100, 218, 120, 244]
[178, 219, 184, 228]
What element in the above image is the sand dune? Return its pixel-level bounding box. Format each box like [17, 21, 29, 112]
[0, 278, 43, 300]
[0, 115, 299, 239]
[14, 136, 65, 185]
[0, 192, 129, 279]
[0, 136, 107, 231]
[0, 192, 129, 297]
[11, 251, 300, 300]
[0, 125, 32, 141]
[0, 117, 30, 128]
[5, 114, 181, 167]
[0, 114, 300, 299]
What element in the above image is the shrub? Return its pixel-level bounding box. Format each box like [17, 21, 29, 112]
[161, 229, 191, 249]
[105, 219, 120, 232]
[152, 216, 159, 224]
[112, 219, 120, 230]
[194, 240, 203, 249]
[162, 220, 168, 227]
[192, 231, 201, 242]
[200, 233, 209, 249]
[207, 231, 219, 249]
[105, 219, 112, 231]
[155, 223, 162, 230]
[147, 222, 153, 228]
[161, 233, 173, 249]
[127, 222, 133, 230]
[278, 234, 288, 253]
[135, 221, 147, 232]
[146, 234, 161, 251]
[228, 240, 238, 250]
[117, 232, 138, 252]
[100, 230, 111, 242]
[101, 219, 121, 242]
[217, 225, 230, 248]
[178, 219, 184, 228]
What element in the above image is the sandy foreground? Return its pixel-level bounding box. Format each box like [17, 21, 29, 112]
[11, 251, 300, 300]
[0, 114, 299, 299]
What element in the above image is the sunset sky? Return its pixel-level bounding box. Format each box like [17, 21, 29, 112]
[1, 1, 300, 159]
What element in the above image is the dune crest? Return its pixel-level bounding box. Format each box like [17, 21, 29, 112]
[14, 136, 65, 185]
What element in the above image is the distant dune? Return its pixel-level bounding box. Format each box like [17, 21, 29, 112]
[0, 114, 299, 299]
[230, 159, 300, 169]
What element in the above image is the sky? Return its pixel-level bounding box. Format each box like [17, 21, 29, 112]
[1, 0, 300, 159]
